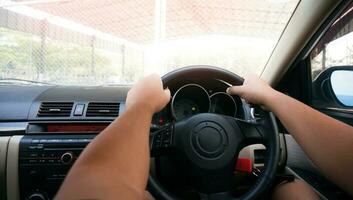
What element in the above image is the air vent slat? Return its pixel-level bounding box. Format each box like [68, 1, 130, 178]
[87, 107, 119, 110]
[86, 102, 120, 117]
[40, 103, 73, 106]
[87, 112, 119, 114]
[37, 102, 73, 117]
[86, 103, 119, 106]
[38, 110, 72, 113]
[37, 114, 72, 117]
[41, 106, 73, 108]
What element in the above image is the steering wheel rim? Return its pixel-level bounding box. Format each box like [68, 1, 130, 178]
[148, 66, 280, 200]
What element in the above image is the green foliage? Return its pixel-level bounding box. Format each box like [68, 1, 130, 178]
[0, 27, 110, 83]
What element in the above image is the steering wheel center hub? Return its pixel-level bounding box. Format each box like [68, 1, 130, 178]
[192, 122, 228, 158]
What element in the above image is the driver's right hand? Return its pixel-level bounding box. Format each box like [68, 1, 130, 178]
[226, 74, 276, 108]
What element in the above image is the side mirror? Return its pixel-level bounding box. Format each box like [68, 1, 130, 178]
[330, 70, 353, 107]
[313, 66, 353, 108]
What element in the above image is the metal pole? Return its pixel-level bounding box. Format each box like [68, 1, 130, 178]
[91, 36, 95, 80]
[322, 44, 326, 70]
[38, 19, 47, 80]
[121, 44, 125, 79]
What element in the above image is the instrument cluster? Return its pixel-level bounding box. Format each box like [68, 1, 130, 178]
[152, 83, 242, 126]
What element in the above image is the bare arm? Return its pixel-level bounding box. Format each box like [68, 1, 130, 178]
[55, 74, 170, 200]
[227, 75, 353, 195]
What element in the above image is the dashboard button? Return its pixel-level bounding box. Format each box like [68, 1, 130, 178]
[27, 192, 47, 200]
[29, 153, 38, 157]
[28, 159, 38, 163]
[61, 152, 73, 164]
[74, 104, 85, 116]
[48, 139, 60, 143]
[39, 139, 48, 143]
[31, 139, 39, 143]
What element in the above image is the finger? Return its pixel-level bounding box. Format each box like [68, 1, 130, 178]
[226, 86, 244, 95]
[164, 88, 171, 101]
[144, 191, 155, 200]
[150, 73, 161, 81]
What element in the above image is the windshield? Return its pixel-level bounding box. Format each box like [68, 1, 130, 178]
[0, 0, 299, 85]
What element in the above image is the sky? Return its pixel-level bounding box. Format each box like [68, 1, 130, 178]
[331, 70, 353, 96]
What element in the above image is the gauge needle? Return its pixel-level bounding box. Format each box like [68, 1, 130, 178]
[215, 79, 232, 87]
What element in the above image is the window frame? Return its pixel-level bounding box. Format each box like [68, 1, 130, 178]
[277, 0, 352, 108]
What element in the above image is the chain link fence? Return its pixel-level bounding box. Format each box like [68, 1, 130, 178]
[0, 26, 144, 85]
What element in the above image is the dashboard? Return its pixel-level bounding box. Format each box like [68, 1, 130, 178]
[0, 78, 280, 200]
[0, 85, 130, 200]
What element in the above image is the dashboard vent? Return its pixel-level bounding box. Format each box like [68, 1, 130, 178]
[37, 102, 74, 117]
[86, 102, 120, 117]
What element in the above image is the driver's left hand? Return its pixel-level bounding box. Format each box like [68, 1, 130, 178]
[126, 74, 171, 114]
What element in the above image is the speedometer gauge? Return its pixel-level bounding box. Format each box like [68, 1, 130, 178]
[210, 92, 237, 117]
[173, 99, 200, 120]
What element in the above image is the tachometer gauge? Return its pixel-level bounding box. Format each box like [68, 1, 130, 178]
[171, 84, 210, 121]
[173, 99, 200, 120]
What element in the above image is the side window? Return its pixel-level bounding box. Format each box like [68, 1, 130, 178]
[310, 4, 353, 108]
[311, 5, 353, 79]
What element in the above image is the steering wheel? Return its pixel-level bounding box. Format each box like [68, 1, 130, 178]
[148, 66, 280, 200]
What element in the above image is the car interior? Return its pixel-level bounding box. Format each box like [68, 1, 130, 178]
[0, 0, 353, 199]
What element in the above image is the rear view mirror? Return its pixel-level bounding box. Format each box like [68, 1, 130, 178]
[330, 70, 353, 107]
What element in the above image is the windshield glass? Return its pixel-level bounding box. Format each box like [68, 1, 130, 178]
[0, 0, 299, 85]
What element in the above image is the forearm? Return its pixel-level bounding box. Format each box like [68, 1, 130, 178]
[267, 91, 353, 194]
[55, 104, 153, 199]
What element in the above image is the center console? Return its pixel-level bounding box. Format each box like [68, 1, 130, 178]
[19, 135, 95, 200]
[18, 125, 99, 200]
